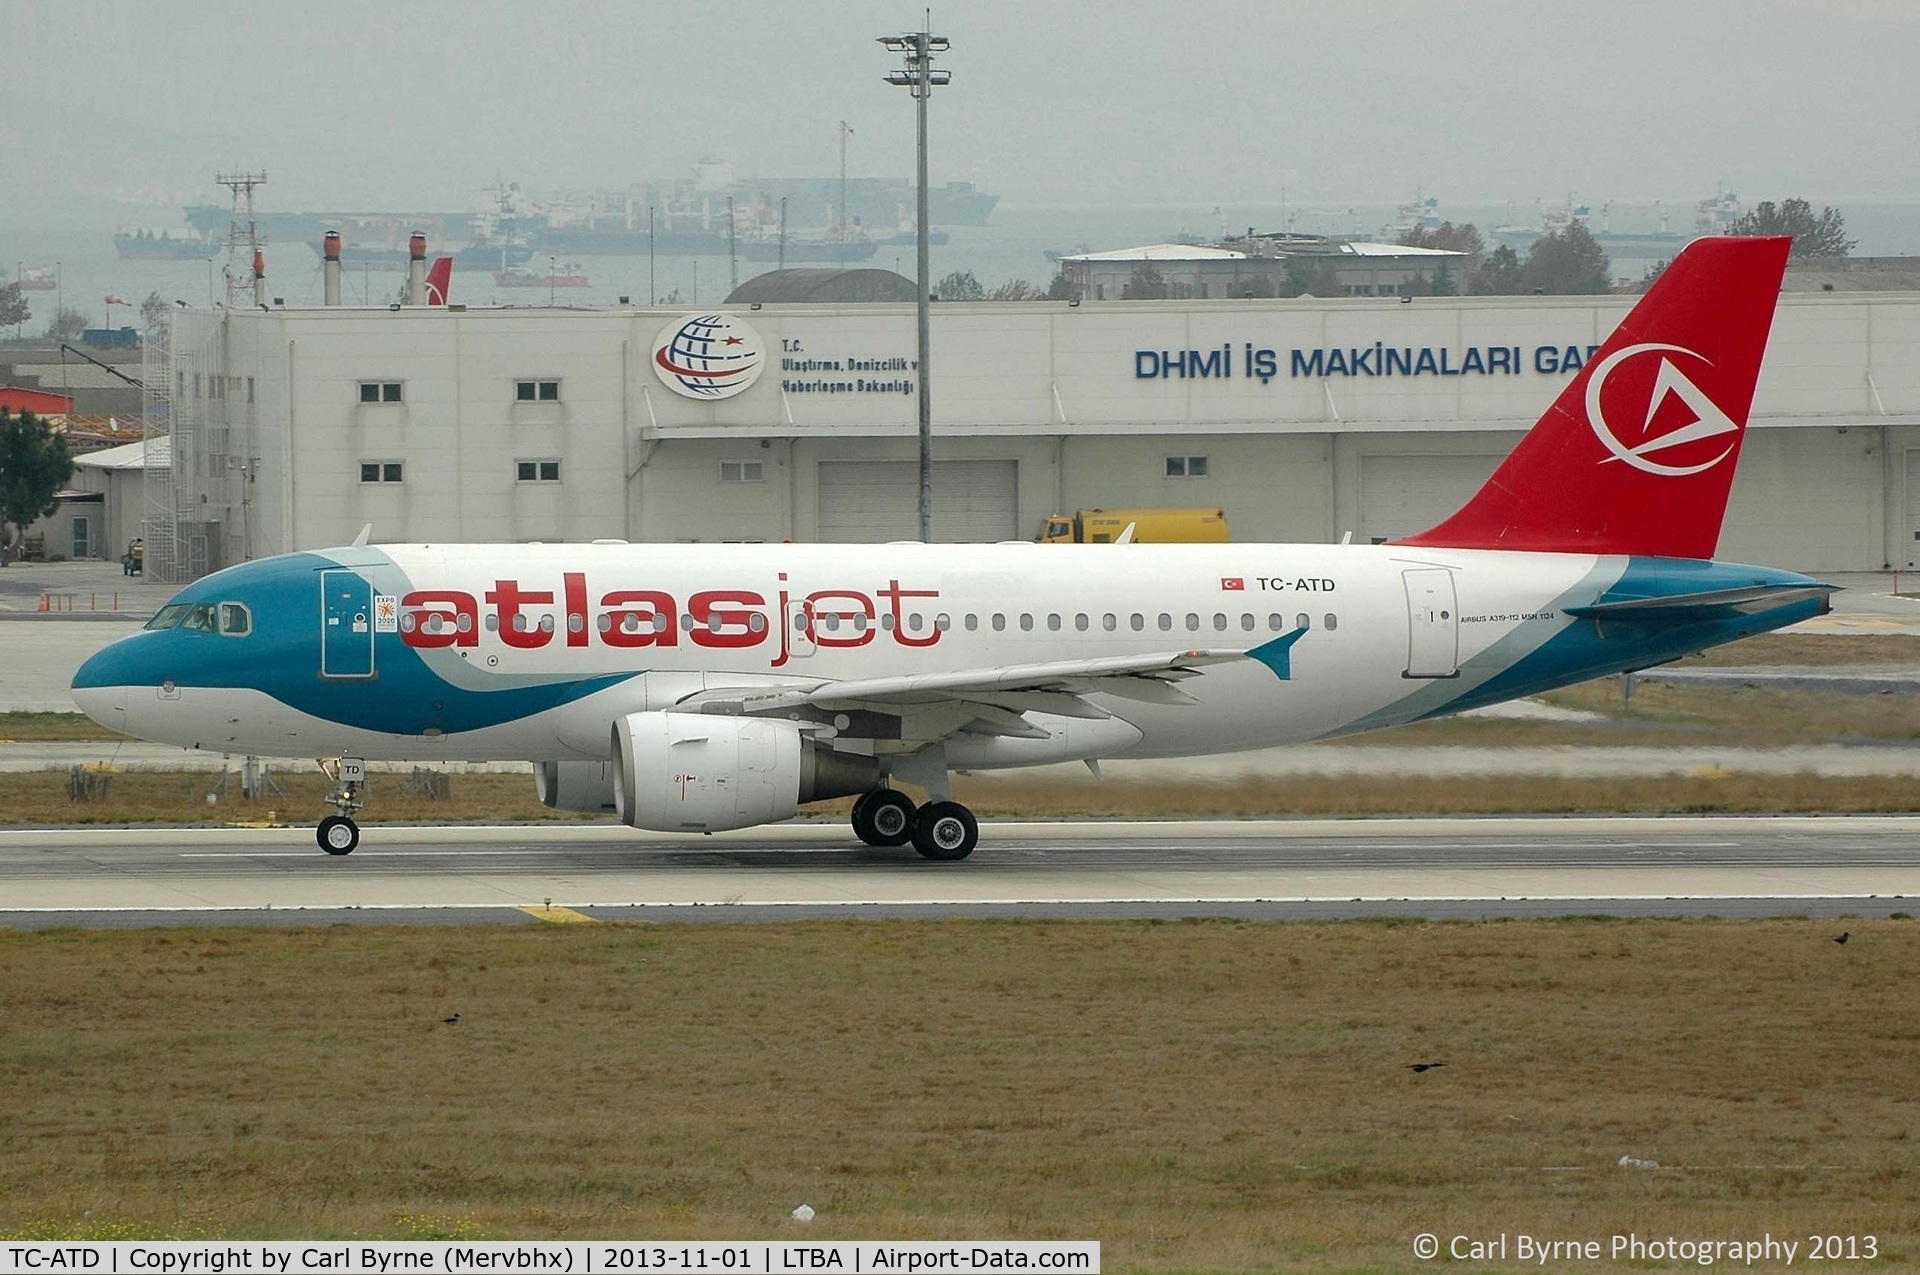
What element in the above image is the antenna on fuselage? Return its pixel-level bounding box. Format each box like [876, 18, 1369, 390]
[352, 524, 373, 548]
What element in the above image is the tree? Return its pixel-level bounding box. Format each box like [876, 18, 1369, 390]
[987, 279, 1041, 301]
[1732, 198, 1854, 259]
[1472, 244, 1524, 295]
[0, 282, 27, 332]
[0, 410, 74, 560]
[45, 306, 87, 341]
[1044, 271, 1075, 301]
[1284, 259, 1342, 298]
[140, 291, 167, 330]
[1121, 262, 1169, 300]
[933, 269, 984, 301]
[1520, 223, 1611, 294]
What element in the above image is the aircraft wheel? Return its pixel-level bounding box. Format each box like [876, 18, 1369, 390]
[911, 801, 978, 861]
[849, 789, 877, 841]
[317, 816, 360, 856]
[859, 788, 917, 848]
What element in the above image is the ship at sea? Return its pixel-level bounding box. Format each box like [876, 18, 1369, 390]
[115, 228, 218, 260]
[1492, 190, 1743, 255]
[174, 164, 996, 263]
[494, 261, 589, 288]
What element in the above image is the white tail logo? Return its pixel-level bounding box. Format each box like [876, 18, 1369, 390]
[1586, 342, 1740, 476]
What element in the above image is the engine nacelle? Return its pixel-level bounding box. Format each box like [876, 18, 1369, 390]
[533, 760, 618, 813]
[611, 711, 878, 833]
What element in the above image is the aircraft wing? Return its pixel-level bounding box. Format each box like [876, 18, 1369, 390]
[677, 649, 1247, 740]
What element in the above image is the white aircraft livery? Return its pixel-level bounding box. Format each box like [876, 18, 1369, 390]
[73, 236, 1830, 859]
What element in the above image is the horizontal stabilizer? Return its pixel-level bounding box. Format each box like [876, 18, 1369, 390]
[1565, 582, 1836, 619]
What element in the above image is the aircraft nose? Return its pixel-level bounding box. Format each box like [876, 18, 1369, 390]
[71, 645, 135, 733]
[70, 683, 129, 734]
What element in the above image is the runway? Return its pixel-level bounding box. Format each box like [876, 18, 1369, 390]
[3, 815, 1917, 927]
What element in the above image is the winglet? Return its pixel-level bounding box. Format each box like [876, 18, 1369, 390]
[1393, 235, 1791, 560]
[352, 523, 373, 548]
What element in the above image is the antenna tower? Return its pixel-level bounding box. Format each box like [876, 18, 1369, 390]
[216, 170, 268, 309]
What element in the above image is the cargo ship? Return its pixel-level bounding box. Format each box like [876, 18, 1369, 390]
[494, 262, 589, 288]
[114, 229, 218, 259]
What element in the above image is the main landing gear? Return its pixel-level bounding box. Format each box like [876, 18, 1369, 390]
[850, 787, 980, 861]
[316, 756, 366, 855]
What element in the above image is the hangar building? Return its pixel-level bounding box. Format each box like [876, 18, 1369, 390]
[140, 285, 1920, 581]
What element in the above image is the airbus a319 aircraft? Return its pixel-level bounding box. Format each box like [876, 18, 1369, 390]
[73, 236, 1831, 860]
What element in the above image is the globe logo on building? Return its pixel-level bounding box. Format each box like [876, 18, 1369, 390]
[651, 313, 765, 400]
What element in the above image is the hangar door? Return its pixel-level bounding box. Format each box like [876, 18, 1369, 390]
[1358, 455, 1503, 544]
[1907, 449, 1920, 568]
[817, 459, 1018, 543]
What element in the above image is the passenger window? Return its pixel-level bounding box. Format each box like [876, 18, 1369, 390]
[1268, 613, 1283, 631]
[908, 613, 924, 632]
[1075, 614, 1089, 631]
[1158, 614, 1172, 632]
[1296, 613, 1311, 630]
[1019, 613, 1034, 632]
[1103, 613, 1117, 631]
[882, 614, 896, 631]
[992, 613, 1006, 631]
[965, 614, 978, 631]
[1047, 614, 1062, 631]
[936, 613, 951, 631]
[1131, 613, 1145, 631]
[1325, 613, 1339, 631]
[1240, 613, 1255, 631]
[1185, 613, 1200, 631]
[1212, 613, 1227, 631]
[219, 603, 251, 636]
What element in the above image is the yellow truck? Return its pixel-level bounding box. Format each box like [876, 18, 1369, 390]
[1036, 508, 1230, 544]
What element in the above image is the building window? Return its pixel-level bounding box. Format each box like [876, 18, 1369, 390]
[360, 461, 404, 483]
[720, 460, 765, 483]
[359, 381, 402, 403]
[515, 379, 560, 402]
[1165, 455, 1208, 478]
[516, 459, 562, 482]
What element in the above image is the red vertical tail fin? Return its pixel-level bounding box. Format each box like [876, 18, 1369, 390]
[1393, 235, 1791, 559]
[424, 256, 453, 306]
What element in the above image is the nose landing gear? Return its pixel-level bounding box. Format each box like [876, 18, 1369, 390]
[316, 756, 366, 855]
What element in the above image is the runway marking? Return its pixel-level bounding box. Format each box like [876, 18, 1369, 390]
[518, 904, 598, 924]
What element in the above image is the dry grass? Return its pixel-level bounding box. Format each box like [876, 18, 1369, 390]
[8, 768, 1920, 828]
[944, 772, 1920, 819]
[1, 769, 586, 826]
[1343, 679, 1920, 748]
[0, 711, 126, 742]
[1690, 632, 1920, 667]
[2, 919, 1918, 1268]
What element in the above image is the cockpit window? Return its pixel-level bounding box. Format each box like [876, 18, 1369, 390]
[145, 603, 192, 631]
[179, 604, 220, 633]
[220, 603, 252, 636]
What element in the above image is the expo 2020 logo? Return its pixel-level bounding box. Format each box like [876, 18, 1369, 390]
[651, 313, 766, 400]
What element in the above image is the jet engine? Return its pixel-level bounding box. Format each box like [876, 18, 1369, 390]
[611, 711, 879, 833]
[533, 760, 619, 813]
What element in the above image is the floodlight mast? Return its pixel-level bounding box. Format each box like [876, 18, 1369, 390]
[879, 25, 950, 543]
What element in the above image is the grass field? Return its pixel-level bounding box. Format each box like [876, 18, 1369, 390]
[2, 918, 1917, 1268]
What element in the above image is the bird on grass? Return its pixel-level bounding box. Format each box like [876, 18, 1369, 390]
[442, 1013, 461, 1025]
[1407, 1062, 1446, 1073]
[1834, 933, 1850, 946]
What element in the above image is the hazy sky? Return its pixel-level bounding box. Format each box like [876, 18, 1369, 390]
[7, 0, 1919, 218]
